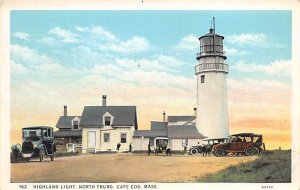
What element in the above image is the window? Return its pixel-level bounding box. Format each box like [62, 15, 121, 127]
[121, 133, 127, 143]
[201, 75, 205, 83]
[104, 133, 110, 142]
[48, 129, 52, 137]
[42, 129, 49, 137]
[73, 120, 79, 130]
[105, 116, 111, 126]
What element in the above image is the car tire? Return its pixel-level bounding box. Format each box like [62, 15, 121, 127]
[10, 152, 18, 163]
[39, 149, 44, 162]
[213, 148, 225, 157]
[50, 154, 55, 161]
[253, 147, 260, 155]
[245, 147, 255, 156]
[190, 148, 198, 155]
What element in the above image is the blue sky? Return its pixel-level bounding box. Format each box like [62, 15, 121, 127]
[10, 11, 292, 148]
[11, 11, 291, 79]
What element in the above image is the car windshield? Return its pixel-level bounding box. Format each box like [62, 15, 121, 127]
[23, 129, 42, 137]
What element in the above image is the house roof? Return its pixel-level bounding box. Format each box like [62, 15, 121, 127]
[167, 125, 206, 139]
[199, 32, 224, 40]
[133, 130, 167, 138]
[151, 121, 167, 131]
[80, 106, 137, 129]
[167, 116, 196, 123]
[54, 130, 82, 138]
[56, 116, 81, 129]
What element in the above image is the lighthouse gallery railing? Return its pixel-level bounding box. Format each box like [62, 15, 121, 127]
[195, 63, 229, 74]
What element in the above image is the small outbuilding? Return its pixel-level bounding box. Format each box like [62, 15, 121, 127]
[132, 121, 167, 151]
[54, 105, 82, 145]
[132, 114, 206, 152]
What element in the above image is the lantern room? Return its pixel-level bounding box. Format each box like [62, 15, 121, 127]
[196, 28, 227, 61]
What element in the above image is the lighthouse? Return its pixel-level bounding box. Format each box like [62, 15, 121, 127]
[195, 18, 229, 138]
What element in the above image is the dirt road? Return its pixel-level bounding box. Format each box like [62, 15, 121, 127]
[11, 154, 257, 183]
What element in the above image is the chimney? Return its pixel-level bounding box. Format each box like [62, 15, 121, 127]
[102, 95, 107, 106]
[193, 107, 197, 116]
[163, 111, 166, 122]
[64, 105, 67, 116]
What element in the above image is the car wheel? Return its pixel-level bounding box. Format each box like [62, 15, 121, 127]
[190, 148, 198, 155]
[50, 154, 55, 161]
[213, 148, 225, 157]
[10, 152, 17, 163]
[253, 147, 260, 155]
[39, 149, 44, 162]
[25, 158, 30, 162]
[245, 147, 255, 156]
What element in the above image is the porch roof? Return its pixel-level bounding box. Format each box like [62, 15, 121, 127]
[133, 130, 167, 138]
[54, 130, 82, 138]
[167, 125, 206, 139]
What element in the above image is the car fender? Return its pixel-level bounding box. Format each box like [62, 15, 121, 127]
[243, 144, 254, 152]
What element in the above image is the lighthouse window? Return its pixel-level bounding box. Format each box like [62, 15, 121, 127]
[201, 75, 205, 83]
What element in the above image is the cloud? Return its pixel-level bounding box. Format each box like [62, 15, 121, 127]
[35, 63, 65, 73]
[227, 33, 268, 46]
[11, 44, 56, 65]
[91, 64, 123, 76]
[13, 32, 29, 40]
[71, 45, 114, 66]
[75, 26, 149, 53]
[156, 55, 184, 68]
[40, 37, 57, 46]
[99, 36, 150, 53]
[228, 78, 291, 112]
[174, 34, 198, 52]
[227, 77, 291, 126]
[231, 59, 291, 77]
[75, 26, 117, 42]
[49, 27, 79, 43]
[224, 46, 250, 56]
[11, 60, 27, 74]
[115, 55, 184, 72]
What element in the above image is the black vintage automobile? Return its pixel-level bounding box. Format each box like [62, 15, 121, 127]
[10, 126, 56, 163]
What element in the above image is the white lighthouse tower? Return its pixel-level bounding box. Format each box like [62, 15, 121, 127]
[195, 18, 229, 138]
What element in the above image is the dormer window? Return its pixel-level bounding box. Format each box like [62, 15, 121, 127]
[72, 116, 80, 130]
[105, 116, 111, 126]
[103, 112, 114, 126]
[73, 120, 79, 129]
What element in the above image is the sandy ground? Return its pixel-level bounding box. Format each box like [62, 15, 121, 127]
[11, 153, 257, 183]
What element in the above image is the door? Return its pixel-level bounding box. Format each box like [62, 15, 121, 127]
[87, 131, 96, 149]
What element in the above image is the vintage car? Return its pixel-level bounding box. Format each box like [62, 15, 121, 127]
[154, 138, 171, 155]
[10, 126, 56, 163]
[189, 137, 229, 155]
[213, 133, 265, 157]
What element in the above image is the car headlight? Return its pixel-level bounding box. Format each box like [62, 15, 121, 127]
[32, 142, 38, 148]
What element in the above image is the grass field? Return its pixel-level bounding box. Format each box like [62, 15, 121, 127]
[197, 150, 291, 183]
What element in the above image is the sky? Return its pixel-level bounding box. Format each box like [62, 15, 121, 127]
[10, 10, 291, 149]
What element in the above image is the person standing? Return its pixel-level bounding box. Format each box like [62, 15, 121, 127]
[116, 142, 121, 152]
[148, 142, 151, 155]
[205, 143, 212, 157]
[129, 143, 132, 153]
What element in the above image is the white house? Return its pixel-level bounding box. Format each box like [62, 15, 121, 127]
[81, 95, 138, 153]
